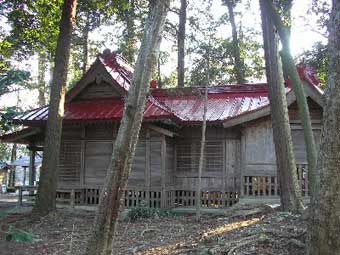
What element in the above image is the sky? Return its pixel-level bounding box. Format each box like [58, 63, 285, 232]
[0, 0, 330, 111]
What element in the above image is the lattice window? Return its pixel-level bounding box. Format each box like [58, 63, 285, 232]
[58, 141, 81, 182]
[176, 140, 224, 172]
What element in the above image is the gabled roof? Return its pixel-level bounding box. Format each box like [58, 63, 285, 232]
[11, 50, 324, 127]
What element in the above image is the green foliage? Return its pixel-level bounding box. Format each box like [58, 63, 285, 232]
[188, 36, 263, 86]
[4, 226, 40, 242]
[309, 0, 331, 36]
[0, 143, 11, 162]
[0, 69, 30, 97]
[298, 42, 327, 88]
[127, 207, 178, 220]
[0, 106, 21, 133]
[0, 0, 63, 59]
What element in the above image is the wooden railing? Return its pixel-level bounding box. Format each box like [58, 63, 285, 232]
[55, 188, 239, 209]
[243, 164, 309, 198]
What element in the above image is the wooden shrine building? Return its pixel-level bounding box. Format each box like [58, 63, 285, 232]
[0, 50, 324, 208]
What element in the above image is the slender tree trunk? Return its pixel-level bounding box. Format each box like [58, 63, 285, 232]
[8, 143, 17, 187]
[195, 60, 208, 221]
[120, 0, 137, 63]
[157, 53, 162, 88]
[84, 2, 169, 255]
[263, 0, 318, 196]
[177, 0, 187, 87]
[308, 1, 340, 254]
[32, 0, 77, 217]
[38, 53, 47, 106]
[259, 0, 303, 213]
[224, 0, 245, 84]
[82, 14, 90, 75]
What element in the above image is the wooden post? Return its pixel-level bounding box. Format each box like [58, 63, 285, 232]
[161, 136, 166, 208]
[70, 189, 75, 208]
[145, 130, 151, 207]
[240, 132, 246, 198]
[23, 167, 27, 186]
[28, 148, 36, 195]
[18, 186, 23, 206]
[80, 124, 86, 186]
[222, 140, 227, 207]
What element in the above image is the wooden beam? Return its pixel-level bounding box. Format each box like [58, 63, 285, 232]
[146, 124, 178, 137]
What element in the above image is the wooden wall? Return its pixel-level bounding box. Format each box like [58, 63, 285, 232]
[56, 96, 323, 200]
[57, 122, 168, 190]
[173, 126, 241, 192]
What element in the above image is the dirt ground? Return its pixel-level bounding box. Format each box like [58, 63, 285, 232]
[0, 197, 306, 255]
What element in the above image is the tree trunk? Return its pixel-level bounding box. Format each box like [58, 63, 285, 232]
[84, 2, 169, 255]
[263, 0, 318, 196]
[120, 0, 137, 64]
[195, 62, 208, 221]
[38, 53, 47, 106]
[82, 14, 90, 75]
[307, 1, 340, 254]
[177, 0, 187, 88]
[157, 53, 162, 88]
[259, 0, 303, 213]
[8, 143, 17, 187]
[225, 0, 245, 84]
[32, 0, 77, 217]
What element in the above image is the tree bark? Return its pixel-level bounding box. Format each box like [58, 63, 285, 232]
[32, 0, 77, 217]
[120, 0, 137, 64]
[84, 1, 169, 255]
[259, 0, 303, 213]
[157, 53, 162, 88]
[195, 64, 208, 221]
[177, 0, 187, 88]
[38, 53, 47, 106]
[307, 1, 340, 254]
[263, 0, 318, 196]
[82, 13, 90, 75]
[8, 143, 17, 187]
[224, 0, 245, 84]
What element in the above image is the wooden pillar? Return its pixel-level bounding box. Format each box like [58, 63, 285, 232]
[145, 130, 151, 207]
[222, 140, 227, 207]
[161, 136, 167, 208]
[28, 148, 36, 195]
[70, 189, 75, 208]
[18, 186, 23, 206]
[23, 166, 27, 186]
[240, 131, 246, 198]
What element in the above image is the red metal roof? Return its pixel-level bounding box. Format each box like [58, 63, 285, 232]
[14, 98, 174, 122]
[12, 53, 323, 126]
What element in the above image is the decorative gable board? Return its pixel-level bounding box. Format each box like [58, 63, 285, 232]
[66, 59, 126, 103]
[74, 81, 121, 100]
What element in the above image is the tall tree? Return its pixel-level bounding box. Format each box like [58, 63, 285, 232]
[37, 53, 48, 106]
[117, 0, 139, 63]
[196, 52, 209, 221]
[308, 0, 340, 254]
[0, 0, 63, 106]
[32, 0, 77, 217]
[84, 1, 169, 254]
[222, 0, 245, 84]
[263, 0, 318, 197]
[259, 0, 303, 213]
[177, 0, 187, 87]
